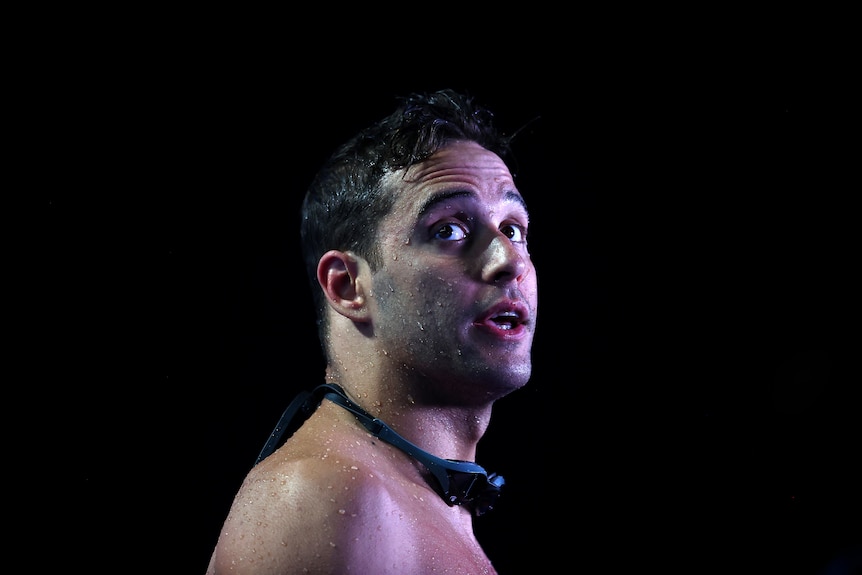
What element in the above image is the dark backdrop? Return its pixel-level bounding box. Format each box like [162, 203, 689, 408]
[39, 30, 859, 575]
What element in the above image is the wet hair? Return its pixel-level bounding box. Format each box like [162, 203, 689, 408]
[300, 89, 516, 352]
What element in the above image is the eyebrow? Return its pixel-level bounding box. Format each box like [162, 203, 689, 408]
[416, 189, 528, 218]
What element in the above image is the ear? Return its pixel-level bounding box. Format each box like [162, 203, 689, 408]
[316, 250, 371, 322]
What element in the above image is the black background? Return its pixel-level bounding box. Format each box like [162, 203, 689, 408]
[34, 19, 859, 574]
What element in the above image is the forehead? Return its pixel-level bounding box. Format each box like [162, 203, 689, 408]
[383, 140, 524, 221]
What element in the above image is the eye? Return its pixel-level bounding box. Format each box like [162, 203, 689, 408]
[501, 223, 526, 243]
[433, 222, 469, 241]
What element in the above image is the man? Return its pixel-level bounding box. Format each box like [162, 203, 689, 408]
[207, 89, 539, 574]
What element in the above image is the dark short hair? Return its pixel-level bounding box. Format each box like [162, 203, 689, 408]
[300, 89, 516, 351]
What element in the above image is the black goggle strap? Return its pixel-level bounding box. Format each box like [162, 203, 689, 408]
[320, 384, 504, 515]
[253, 383, 504, 516]
[254, 387, 318, 466]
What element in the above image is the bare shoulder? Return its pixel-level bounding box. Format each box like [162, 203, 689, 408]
[209, 427, 429, 574]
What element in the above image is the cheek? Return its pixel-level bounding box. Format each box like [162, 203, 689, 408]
[530, 272, 540, 306]
[524, 263, 539, 303]
[372, 266, 468, 322]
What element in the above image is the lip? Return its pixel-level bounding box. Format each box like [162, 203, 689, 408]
[472, 299, 531, 340]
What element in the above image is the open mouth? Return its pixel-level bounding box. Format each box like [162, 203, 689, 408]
[475, 300, 529, 336]
[489, 311, 522, 330]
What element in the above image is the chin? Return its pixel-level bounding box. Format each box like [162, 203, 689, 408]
[487, 364, 532, 393]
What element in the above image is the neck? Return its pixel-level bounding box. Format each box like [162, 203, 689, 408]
[332, 379, 493, 461]
[319, 383, 505, 516]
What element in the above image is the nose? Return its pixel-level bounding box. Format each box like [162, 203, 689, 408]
[480, 232, 528, 284]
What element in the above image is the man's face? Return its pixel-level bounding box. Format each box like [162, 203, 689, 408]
[368, 140, 538, 402]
